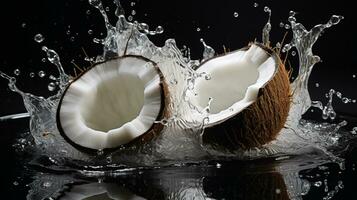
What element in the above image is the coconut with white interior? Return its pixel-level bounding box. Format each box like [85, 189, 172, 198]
[190, 43, 291, 150]
[57, 55, 168, 151]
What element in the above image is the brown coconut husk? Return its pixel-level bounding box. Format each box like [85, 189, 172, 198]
[202, 44, 291, 150]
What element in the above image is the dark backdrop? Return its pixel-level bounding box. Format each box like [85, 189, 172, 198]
[0, 0, 356, 199]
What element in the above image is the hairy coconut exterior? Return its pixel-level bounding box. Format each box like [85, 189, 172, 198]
[202, 45, 291, 150]
[56, 55, 169, 153]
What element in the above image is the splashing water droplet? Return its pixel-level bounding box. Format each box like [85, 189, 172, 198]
[342, 97, 350, 104]
[279, 22, 284, 28]
[66, 30, 71, 35]
[264, 6, 271, 13]
[275, 189, 281, 194]
[253, 2, 259, 7]
[29, 72, 35, 78]
[351, 127, 357, 135]
[13, 69, 20, 76]
[200, 38, 215, 61]
[285, 24, 291, 29]
[353, 74, 356, 78]
[155, 26, 164, 34]
[196, 27, 201, 32]
[315, 83, 320, 87]
[49, 75, 57, 81]
[41, 58, 46, 62]
[48, 82, 56, 91]
[38, 71, 46, 78]
[34, 34, 45, 43]
[21, 23, 26, 28]
[205, 74, 211, 80]
[291, 51, 297, 56]
[289, 10, 296, 16]
[233, 12, 239, 18]
[88, 29, 93, 35]
[70, 36, 75, 42]
[314, 181, 323, 187]
[13, 181, 19, 186]
[131, 10, 136, 16]
[128, 15, 133, 21]
[105, 6, 110, 12]
[130, 2, 136, 6]
[86, 10, 91, 15]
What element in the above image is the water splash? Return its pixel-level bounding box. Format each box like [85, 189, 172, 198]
[285, 15, 344, 127]
[0, 0, 352, 167]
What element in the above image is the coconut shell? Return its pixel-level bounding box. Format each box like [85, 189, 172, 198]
[202, 44, 291, 150]
[56, 55, 170, 154]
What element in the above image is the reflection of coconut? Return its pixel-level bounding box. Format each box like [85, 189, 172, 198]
[57, 56, 168, 151]
[60, 182, 145, 200]
[190, 44, 291, 150]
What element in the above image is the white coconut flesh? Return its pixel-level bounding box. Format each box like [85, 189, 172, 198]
[190, 44, 276, 125]
[58, 56, 163, 150]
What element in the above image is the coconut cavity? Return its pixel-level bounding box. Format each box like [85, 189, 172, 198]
[192, 44, 291, 150]
[57, 56, 166, 150]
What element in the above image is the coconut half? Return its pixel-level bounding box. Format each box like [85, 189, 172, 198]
[190, 43, 291, 150]
[57, 55, 167, 151]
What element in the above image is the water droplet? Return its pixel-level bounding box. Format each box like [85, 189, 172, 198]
[13, 69, 20, 76]
[284, 24, 291, 29]
[106, 155, 112, 163]
[42, 181, 52, 188]
[130, 2, 136, 6]
[70, 36, 75, 42]
[352, 99, 356, 103]
[276, 42, 281, 48]
[48, 82, 56, 91]
[289, 10, 296, 16]
[264, 6, 271, 13]
[315, 83, 320, 87]
[351, 127, 357, 135]
[342, 97, 350, 103]
[13, 181, 19, 186]
[353, 74, 356, 78]
[86, 10, 91, 15]
[49, 75, 57, 81]
[336, 92, 342, 98]
[131, 10, 136, 16]
[253, 2, 259, 7]
[314, 181, 322, 187]
[41, 58, 46, 62]
[34, 34, 45, 43]
[288, 16, 296, 23]
[216, 163, 222, 168]
[88, 29, 93, 35]
[205, 74, 211, 80]
[21, 23, 26, 28]
[275, 188, 281, 194]
[155, 26, 164, 34]
[233, 12, 239, 18]
[105, 6, 110, 12]
[128, 15, 133, 21]
[38, 71, 46, 78]
[291, 51, 297, 56]
[196, 27, 201, 32]
[279, 22, 284, 28]
[66, 30, 71, 35]
[29, 72, 35, 78]
[97, 149, 104, 156]
[338, 181, 344, 189]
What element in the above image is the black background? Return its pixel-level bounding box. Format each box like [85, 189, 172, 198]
[0, 0, 356, 199]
